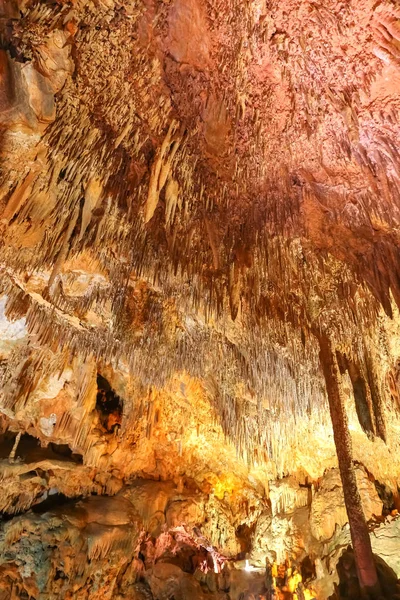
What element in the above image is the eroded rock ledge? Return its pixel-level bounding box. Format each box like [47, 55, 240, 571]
[0, 471, 398, 599]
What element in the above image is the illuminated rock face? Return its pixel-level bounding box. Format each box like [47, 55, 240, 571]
[310, 467, 383, 542]
[1, 0, 400, 598]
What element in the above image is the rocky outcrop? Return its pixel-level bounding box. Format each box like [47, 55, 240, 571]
[251, 506, 311, 565]
[0, 472, 397, 599]
[312, 516, 400, 600]
[310, 467, 383, 541]
[146, 563, 217, 600]
[0, 495, 140, 598]
[0, 481, 251, 598]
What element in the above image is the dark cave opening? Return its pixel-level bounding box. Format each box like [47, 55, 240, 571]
[155, 544, 200, 574]
[31, 492, 83, 514]
[96, 374, 123, 433]
[0, 432, 82, 464]
[350, 375, 374, 437]
[236, 523, 256, 557]
[330, 547, 399, 600]
[374, 480, 396, 516]
[336, 353, 375, 437]
[300, 555, 316, 583]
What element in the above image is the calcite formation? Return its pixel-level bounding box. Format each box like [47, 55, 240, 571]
[0, 0, 400, 598]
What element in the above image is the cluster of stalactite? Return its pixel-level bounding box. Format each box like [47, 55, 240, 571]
[0, 270, 323, 467]
[0, 265, 395, 478]
[1, 0, 400, 472]
[1, 0, 400, 312]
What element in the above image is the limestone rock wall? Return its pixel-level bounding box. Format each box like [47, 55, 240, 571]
[310, 466, 383, 541]
[0, 470, 397, 599]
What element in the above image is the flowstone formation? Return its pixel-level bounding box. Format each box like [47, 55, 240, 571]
[1, 0, 400, 598]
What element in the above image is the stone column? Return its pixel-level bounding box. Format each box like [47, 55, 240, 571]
[319, 336, 380, 598]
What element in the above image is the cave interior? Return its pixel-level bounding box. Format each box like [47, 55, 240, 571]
[0, 0, 400, 599]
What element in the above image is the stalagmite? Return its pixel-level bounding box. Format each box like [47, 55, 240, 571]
[8, 433, 22, 464]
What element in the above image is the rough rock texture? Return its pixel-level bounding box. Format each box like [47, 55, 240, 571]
[314, 516, 400, 600]
[1, 0, 400, 597]
[310, 466, 383, 541]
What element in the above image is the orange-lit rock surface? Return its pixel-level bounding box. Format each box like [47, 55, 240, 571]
[1, 0, 400, 598]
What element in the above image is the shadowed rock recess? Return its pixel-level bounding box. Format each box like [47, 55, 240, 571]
[0, 0, 400, 598]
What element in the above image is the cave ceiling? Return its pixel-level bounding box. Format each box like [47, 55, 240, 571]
[0, 0, 400, 482]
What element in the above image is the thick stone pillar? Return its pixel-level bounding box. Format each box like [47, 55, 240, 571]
[319, 337, 380, 597]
